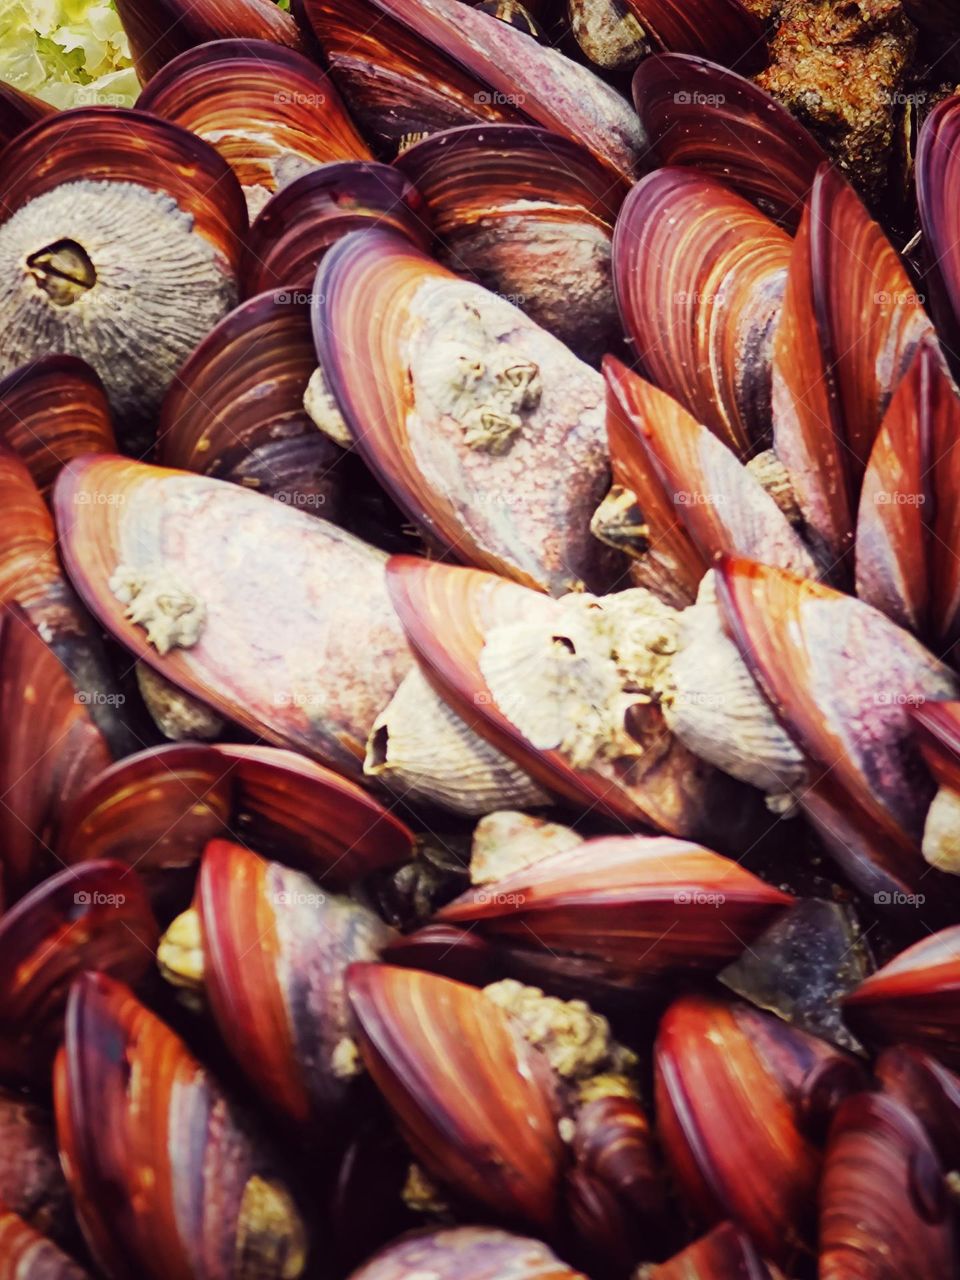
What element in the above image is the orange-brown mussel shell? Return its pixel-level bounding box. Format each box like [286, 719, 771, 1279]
[197, 839, 396, 1129]
[157, 290, 343, 518]
[299, 0, 644, 180]
[137, 40, 370, 216]
[601, 359, 817, 595]
[435, 835, 792, 997]
[57, 742, 413, 887]
[819, 1091, 955, 1279]
[714, 555, 959, 904]
[0, 862, 158, 1084]
[612, 167, 791, 457]
[0, 604, 110, 903]
[115, 0, 305, 83]
[314, 228, 614, 595]
[856, 336, 960, 653]
[843, 926, 960, 1069]
[395, 123, 624, 364]
[53, 456, 413, 779]
[348, 963, 564, 1233]
[0, 356, 115, 500]
[241, 162, 429, 299]
[0, 1207, 90, 1280]
[632, 55, 826, 230]
[347, 1227, 588, 1279]
[655, 993, 864, 1264]
[771, 163, 933, 573]
[55, 973, 309, 1279]
[0, 451, 135, 756]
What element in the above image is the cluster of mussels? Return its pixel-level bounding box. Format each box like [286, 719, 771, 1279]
[4, 0, 960, 1277]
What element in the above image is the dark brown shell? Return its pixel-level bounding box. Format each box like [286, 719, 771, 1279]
[241, 162, 430, 298]
[158, 290, 343, 517]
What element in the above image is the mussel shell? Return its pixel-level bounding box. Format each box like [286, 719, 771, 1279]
[395, 123, 623, 362]
[57, 742, 414, 887]
[0, 861, 158, 1083]
[876, 1046, 960, 1171]
[385, 555, 727, 832]
[198, 840, 395, 1127]
[0, 357, 115, 499]
[603, 358, 817, 582]
[918, 97, 960, 361]
[348, 963, 564, 1232]
[771, 163, 934, 569]
[158, 290, 342, 516]
[314, 228, 612, 594]
[299, 0, 644, 180]
[650, 1222, 775, 1279]
[632, 54, 826, 230]
[715, 555, 959, 901]
[843, 926, 960, 1068]
[115, 0, 305, 83]
[136, 39, 370, 207]
[0, 453, 137, 757]
[347, 1227, 587, 1279]
[602, 356, 705, 606]
[655, 994, 863, 1263]
[241, 162, 430, 298]
[819, 1091, 955, 1279]
[613, 167, 791, 456]
[54, 456, 413, 778]
[55, 972, 309, 1280]
[435, 835, 792, 992]
[856, 336, 960, 650]
[0, 1208, 90, 1280]
[0, 604, 111, 903]
[619, 0, 765, 70]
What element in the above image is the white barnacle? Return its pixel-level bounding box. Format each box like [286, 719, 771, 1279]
[0, 180, 236, 431]
[922, 785, 960, 874]
[479, 588, 680, 772]
[109, 565, 206, 655]
[663, 572, 806, 808]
